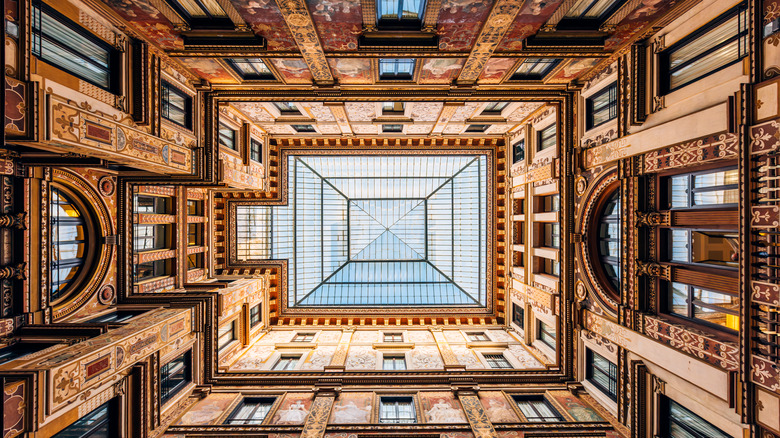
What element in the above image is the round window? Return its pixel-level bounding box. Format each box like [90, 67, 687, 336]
[595, 189, 621, 293]
[50, 186, 94, 302]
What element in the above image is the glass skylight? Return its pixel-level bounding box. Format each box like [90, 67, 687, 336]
[236, 155, 488, 308]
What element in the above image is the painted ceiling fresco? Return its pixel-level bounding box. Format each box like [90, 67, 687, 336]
[102, 0, 679, 88]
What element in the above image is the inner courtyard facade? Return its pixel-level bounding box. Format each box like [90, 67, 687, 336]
[1, 0, 778, 436]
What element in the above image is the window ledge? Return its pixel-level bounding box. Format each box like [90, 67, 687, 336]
[274, 343, 317, 350]
[373, 342, 415, 350]
[467, 341, 509, 349]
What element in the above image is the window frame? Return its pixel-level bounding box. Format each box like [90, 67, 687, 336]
[537, 124, 557, 152]
[558, 0, 626, 29]
[382, 354, 407, 370]
[250, 304, 262, 328]
[467, 332, 490, 342]
[513, 395, 564, 422]
[659, 3, 748, 94]
[291, 124, 316, 133]
[31, 2, 120, 94]
[378, 58, 416, 81]
[512, 302, 524, 329]
[591, 185, 621, 295]
[250, 138, 263, 163]
[585, 349, 618, 401]
[52, 398, 118, 437]
[162, 0, 233, 29]
[218, 123, 237, 150]
[660, 395, 731, 438]
[50, 185, 95, 303]
[662, 281, 740, 334]
[537, 321, 556, 350]
[292, 333, 315, 342]
[160, 80, 192, 129]
[585, 82, 618, 130]
[227, 58, 276, 81]
[512, 139, 525, 164]
[511, 58, 562, 80]
[160, 350, 192, 405]
[379, 396, 417, 424]
[218, 321, 236, 352]
[225, 397, 276, 425]
[384, 332, 404, 343]
[376, 0, 426, 29]
[483, 353, 513, 369]
[272, 355, 301, 371]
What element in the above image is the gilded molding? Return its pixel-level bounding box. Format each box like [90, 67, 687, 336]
[274, 0, 335, 84]
[300, 394, 336, 438]
[458, 393, 498, 438]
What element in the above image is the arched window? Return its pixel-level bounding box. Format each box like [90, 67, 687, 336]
[50, 186, 91, 301]
[595, 189, 621, 293]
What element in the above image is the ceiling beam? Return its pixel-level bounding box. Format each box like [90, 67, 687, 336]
[456, 0, 528, 85]
[325, 103, 354, 136]
[361, 0, 377, 32]
[273, 0, 335, 85]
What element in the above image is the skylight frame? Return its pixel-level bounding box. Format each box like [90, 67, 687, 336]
[226, 146, 500, 317]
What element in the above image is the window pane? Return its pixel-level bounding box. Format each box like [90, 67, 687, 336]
[669, 229, 690, 263]
[670, 282, 689, 316]
[667, 398, 731, 438]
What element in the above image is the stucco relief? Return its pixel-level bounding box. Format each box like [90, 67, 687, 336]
[316, 331, 343, 343]
[443, 330, 465, 343]
[258, 330, 294, 344]
[451, 345, 481, 368]
[351, 125, 379, 135]
[272, 393, 313, 425]
[316, 124, 342, 134]
[506, 344, 543, 368]
[487, 330, 515, 342]
[406, 330, 434, 343]
[451, 103, 481, 121]
[230, 344, 274, 370]
[352, 331, 378, 343]
[230, 103, 275, 122]
[443, 124, 466, 134]
[301, 346, 336, 370]
[409, 346, 444, 369]
[506, 102, 543, 121]
[345, 346, 376, 370]
[409, 102, 444, 121]
[306, 102, 338, 121]
[344, 103, 377, 121]
[405, 124, 434, 134]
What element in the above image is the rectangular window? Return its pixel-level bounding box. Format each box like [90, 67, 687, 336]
[538, 321, 556, 350]
[225, 397, 275, 425]
[161, 81, 192, 129]
[187, 253, 203, 270]
[134, 259, 169, 282]
[586, 349, 618, 400]
[379, 59, 416, 80]
[272, 355, 300, 370]
[218, 321, 236, 352]
[187, 223, 202, 246]
[384, 332, 403, 342]
[134, 224, 168, 252]
[160, 350, 191, 404]
[466, 124, 490, 132]
[379, 397, 416, 423]
[512, 303, 524, 329]
[382, 102, 405, 114]
[483, 102, 509, 113]
[383, 355, 407, 370]
[586, 82, 617, 129]
[560, 0, 624, 28]
[511, 59, 561, 80]
[163, 0, 232, 29]
[227, 58, 275, 80]
[660, 4, 748, 93]
[219, 123, 237, 150]
[377, 0, 425, 24]
[467, 332, 490, 342]
[665, 229, 738, 269]
[664, 167, 738, 209]
[250, 304, 262, 327]
[52, 399, 116, 437]
[537, 124, 557, 151]
[484, 354, 512, 369]
[512, 140, 525, 164]
[31, 3, 118, 93]
[666, 281, 739, 332]
[540, 258, 560, 277]
[87, 311, 144, 324]
[135, 195, 170, 214]
[382, 124, 403, 133]
[273, 102, 300, 114]
[187, 200, 203, 216]
[542, 222, 560, 248]
[662, 396, 731, 438]
[0, 343, 56, 365]
[541, 194, 560, 212]
[250, 138, 263, 163]
[293, 333, 315, 342]
[514, 396, 563, 422]
[291, 124, 316, 133]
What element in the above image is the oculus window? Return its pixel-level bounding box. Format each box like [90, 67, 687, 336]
[596, 189, 621, 292]
[51, 187, 91, 302]
[236, 155, 489, 308]
[660, 4, 748, 93]
[31, 2, 119, 93]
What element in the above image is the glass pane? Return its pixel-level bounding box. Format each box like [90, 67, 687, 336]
[669, 175, 689, 208]
[693, 168, 738, 187]
[669, 229, 690, 263]
[669, 15, 739, 70]
[690, 231, 738, 267]
[670, 282, 688, 316]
